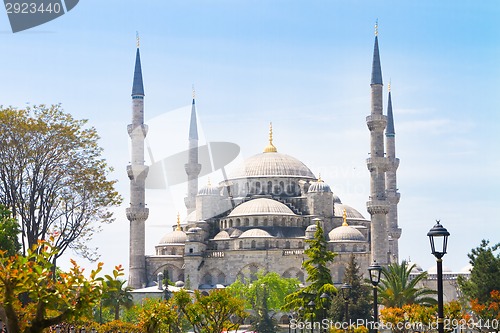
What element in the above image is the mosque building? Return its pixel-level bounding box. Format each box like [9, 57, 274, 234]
[126, 26, 402, 290]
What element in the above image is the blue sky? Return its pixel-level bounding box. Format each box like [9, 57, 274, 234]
[1, 1, 499, 276]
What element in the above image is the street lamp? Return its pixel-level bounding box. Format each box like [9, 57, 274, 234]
[427, 220, 450, 333]
[340, 283, 352, 325]
[308, 300, 316, 333]
[320, 292, 331, 333]
[368, 260, 382, 333]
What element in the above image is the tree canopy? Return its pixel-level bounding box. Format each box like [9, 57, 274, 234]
[458, 240, 500, 303]
[378, 260, 437, 308]
[0, 239, 114, 333]
[0, 205, 20, 256]
[283, 221, 337, 319]
[0, 105, 122, 261]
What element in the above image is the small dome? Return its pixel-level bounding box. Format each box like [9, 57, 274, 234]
[328, 225, 365, 242]
[184, 210, 197, 223]
[159, 230, 187, 244]
[198, 180, 220, 196]
[228, 198, 295, 217]
[334, 204, 366, 220]
[306, 224, 318, 232]
[239, 228, 273, 238]
[427, 265, 452, 274]
[175, 281, 185, 288]
[214, 230, 230, 240]
[406, 260, 424, 273]
[308, 178, 332, 193]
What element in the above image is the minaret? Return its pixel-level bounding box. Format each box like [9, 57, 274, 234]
[385, 83, 401, 262]
[184, 89, 202, 215]
[366, 22, 390, 266]
[126, 34, 149, 289]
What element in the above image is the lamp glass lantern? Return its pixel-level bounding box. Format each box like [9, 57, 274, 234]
[340, 283, 352, 301]
[427, 220, 450, 259]
[368, 260, 382, 286]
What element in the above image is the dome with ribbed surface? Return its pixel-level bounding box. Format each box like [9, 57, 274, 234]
[328, 226, 365, 242]
[228, 198, 295, 217]
[214, 230, 230, 240]
[308, 179, 332, 193]
[159, 230, 187, 244]
[239, 228, 273, 238]
[229, 152, 315, 180]
[198, 182, 220, 196]
[334, 204, 366, 220]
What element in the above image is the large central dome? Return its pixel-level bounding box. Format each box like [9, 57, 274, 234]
[229, 152, 316, 179]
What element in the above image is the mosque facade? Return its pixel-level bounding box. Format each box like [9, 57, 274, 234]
[126, 29, 402, 290]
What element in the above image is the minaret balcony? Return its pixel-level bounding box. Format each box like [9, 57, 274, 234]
[366, 200, 389, 215]
[127, 124, 149, 137]
[366, 157, 390, 171]
[126, 207, 149, 221]
[127, 165, 149, 181]
[366, 114, 387, 130]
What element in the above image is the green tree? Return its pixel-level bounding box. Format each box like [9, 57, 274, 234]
[0, 205, 20, 256]
[283, 221, 337, 320]
[101, 268, 134, 320]
[458, 240, 500, 303]
[0, 105, 122, 261]
[227, 271, 300, 310]
[174, 288, 248, 333]
[378, 260, 437, 308]
[250, 284, 278, 333]
[329, 255, 372, 322]
[0, 239, 111, 333]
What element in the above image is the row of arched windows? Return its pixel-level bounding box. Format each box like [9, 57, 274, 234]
[220, 216, 306, 229]
[231, 180, 300, 197]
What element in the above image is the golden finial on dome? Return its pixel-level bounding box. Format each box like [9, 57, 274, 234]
[136, 31, 140, 48]
[374, 19, 378, 36]
[317, 173, 323, 182]
[207, 177, 211, 187]
[263, 122, 277, 153]
[342, 209, 348, 226]
[176, 213, 181, 231]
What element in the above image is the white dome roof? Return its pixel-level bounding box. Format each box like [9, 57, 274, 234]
[328, 225, 365, 242]
[308, 179, 332, 193]
[334, 204, 366, 220]
[214, 230, 230, 240]
[198, 183, 220, 196]
[239, 228, 273, 238]
[228, 198, 295, 217]
[427, 265, 453, 274]
[229, 152, 315, 180]
[159, 230, 187, 244]
[306, 224, 318, 232]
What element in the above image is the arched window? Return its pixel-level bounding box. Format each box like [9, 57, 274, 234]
[265, 240, 269, 248]
[298, 241, 303, 248]
[217, 272, 226, 284]
[236, 218, 241, 227]
[285, 241, 290, 249]
[275, 240, 279, 248]
[263, 218, 268, 226]
[239, 241, 243, 249]
[256, 182, 261, 194]
[251, 240, 256, 249]
[267, 181, 272, 194]
[253, 218, 258, 226]
[244, 218, 249, 226]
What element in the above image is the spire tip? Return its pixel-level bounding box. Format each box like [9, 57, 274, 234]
[374, 19, 378, 36]
[136, 31, 140, 48]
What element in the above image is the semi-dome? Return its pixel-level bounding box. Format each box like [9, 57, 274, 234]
[328, 225, 365, 242]
[239, 228, 273, 238]
[228, 198, 295, 217]
[308, 177, 332, 193]
[159, 230, 187, 244]
[214, 230, 230, 240]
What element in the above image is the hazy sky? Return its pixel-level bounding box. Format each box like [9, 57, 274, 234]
[1, 1, 499, 277]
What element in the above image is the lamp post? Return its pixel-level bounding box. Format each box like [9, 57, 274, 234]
[368, 260, 382, 333]
[427, 220, 450, 333]
[308, 300, 316, 333]
[320, 292, 331, 333]
[340, 283, 352, 326]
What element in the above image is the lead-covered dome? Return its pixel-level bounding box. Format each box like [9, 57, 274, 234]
[228, 198, 295, 217]
[159, 230, 187, 244]
[328, 225, 365, 242]
[239, 228, 273, 238]
[229, 152, 315, 180]
[308, 178, 332, 193]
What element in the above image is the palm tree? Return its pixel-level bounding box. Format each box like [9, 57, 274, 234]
[378, 260, 437, 307]
[102, 279, 134, 320]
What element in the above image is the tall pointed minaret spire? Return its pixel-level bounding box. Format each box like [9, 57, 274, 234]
[184, 87, 202, 215]
[126, 34, 149, 289]
[385, 83, 401, 263]
[366, 21, 390, 267]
